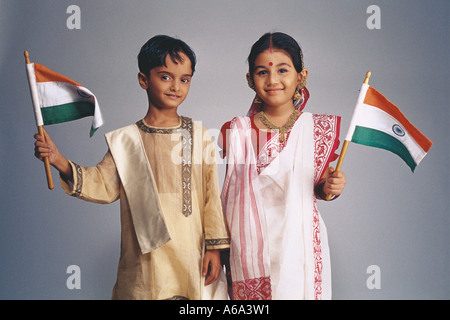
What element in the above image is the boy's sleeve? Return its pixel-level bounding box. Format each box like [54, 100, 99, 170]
[60, 150, 120, 204]
[201, 126, 230, 251]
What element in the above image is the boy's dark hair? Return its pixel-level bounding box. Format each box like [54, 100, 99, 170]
[138, 35, 197, 76]
[247, 32, 304, 79]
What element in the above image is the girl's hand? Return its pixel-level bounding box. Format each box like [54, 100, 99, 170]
[323, 167, 346, 197]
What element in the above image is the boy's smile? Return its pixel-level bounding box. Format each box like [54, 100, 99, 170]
[139, 52, 192, 112]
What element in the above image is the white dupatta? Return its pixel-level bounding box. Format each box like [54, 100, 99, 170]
[222, 112, 339, 300]
[106, 124, 171, 254]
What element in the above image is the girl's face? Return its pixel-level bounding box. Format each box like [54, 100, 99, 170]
[252, 49, 304, 111]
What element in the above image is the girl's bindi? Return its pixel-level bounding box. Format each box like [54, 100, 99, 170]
[269, 62, 273, 66]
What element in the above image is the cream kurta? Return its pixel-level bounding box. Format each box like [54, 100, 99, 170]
[61, 117, 229, 300]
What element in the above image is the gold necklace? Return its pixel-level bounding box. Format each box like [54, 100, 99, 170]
[258, 109, 300, 142]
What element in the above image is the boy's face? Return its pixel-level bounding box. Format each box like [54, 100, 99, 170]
[139, 52, 192, 111]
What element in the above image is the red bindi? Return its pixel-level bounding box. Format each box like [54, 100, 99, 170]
[269, 62, 273, 66]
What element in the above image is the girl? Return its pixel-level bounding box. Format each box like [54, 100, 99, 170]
[219, 32, 346, 300]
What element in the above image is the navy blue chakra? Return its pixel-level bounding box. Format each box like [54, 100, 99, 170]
[392, 124, 405, 137]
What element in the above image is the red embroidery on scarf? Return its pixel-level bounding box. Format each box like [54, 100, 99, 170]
[312, 202, 323, 300]
[313, 114, 338, 183]
[312, 114, 338, 300]
[232, 277, 272, 300]
[229, 115, 337, 300]
[257, 114, 337, 179]
[256, 132, 289, 174]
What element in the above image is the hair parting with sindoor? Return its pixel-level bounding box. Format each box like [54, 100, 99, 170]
[247, 32, 304, 79]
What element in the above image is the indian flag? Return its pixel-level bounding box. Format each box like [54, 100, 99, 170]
[345, 83, 433, 172]
[26, 62, 103, 137]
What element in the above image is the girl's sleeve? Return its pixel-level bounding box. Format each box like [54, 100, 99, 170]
[60, 150, 120, 204]
[314, 114, 342, 187]
[218, 121, 231, 159]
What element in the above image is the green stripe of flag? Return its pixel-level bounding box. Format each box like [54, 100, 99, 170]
[352, 126, 417, 172]
[41, 101, 95, 126]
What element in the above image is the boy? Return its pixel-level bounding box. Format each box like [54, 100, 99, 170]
[34, 35, 230, 300]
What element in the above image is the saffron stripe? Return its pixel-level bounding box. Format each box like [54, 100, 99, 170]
[34, 63, 82, 87]
[352, 126, 417, 171]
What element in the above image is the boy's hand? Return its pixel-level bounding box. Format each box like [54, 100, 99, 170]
[202, 250, 221, 286]
[34, 129, 72, 179]
[34, 128, 59, 165]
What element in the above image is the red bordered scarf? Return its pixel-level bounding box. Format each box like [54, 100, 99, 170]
[221, 92, 340, 299]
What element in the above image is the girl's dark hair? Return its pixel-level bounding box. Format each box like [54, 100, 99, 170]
[247, 32, 304, 78]
[138, 35, 197, 76]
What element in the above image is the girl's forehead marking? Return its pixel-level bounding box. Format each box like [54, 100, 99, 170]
[269, 35, 273, 53]
[268, 35, 273, 65]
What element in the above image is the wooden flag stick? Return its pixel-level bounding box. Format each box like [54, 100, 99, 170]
[25, 50, 54, 190]
[325, 71, 371, 200]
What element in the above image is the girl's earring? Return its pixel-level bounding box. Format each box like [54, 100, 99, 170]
[293, 86, 302, 101]
[253, 95, 263, 104]
[247, 74, 263, 104]
[293, 77, 307, 100]
[300, 76, 307, 88]
[247, 74, 255, 90]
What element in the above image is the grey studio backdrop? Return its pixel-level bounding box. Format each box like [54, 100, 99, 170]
[0, 0, 448, 299]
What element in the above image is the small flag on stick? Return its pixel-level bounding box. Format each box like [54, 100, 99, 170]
[25, 51, 104, 189]
[326, 71, 433, 199]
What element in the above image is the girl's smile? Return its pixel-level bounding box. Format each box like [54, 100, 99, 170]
[252, 49, 303, 111]
[265, 88, 283, 94]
